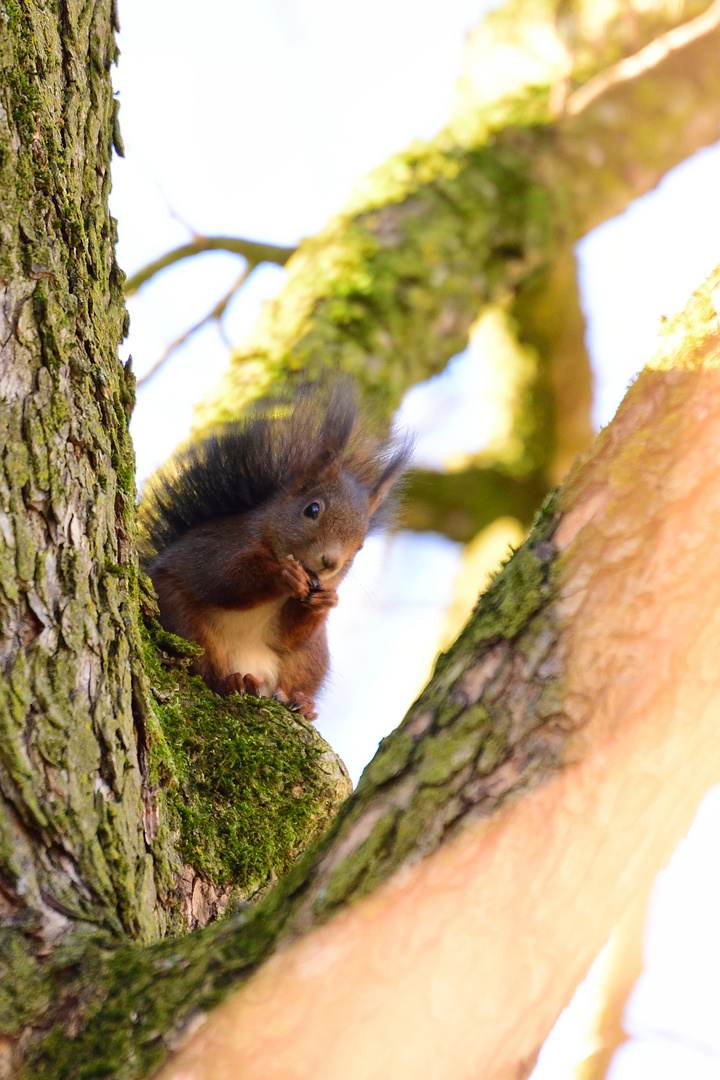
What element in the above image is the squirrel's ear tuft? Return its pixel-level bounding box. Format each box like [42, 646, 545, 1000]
[367, 432, 414, 523]
[290, 378, 357, 490]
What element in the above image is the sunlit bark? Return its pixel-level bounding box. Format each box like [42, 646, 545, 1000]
[572, 890, 651, 1080]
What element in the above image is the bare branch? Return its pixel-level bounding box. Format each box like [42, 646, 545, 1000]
[123, 236, 296, 296]
[135, 265, 253, 389]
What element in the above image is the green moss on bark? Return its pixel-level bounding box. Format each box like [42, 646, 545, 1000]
[140, 591, 352, 900]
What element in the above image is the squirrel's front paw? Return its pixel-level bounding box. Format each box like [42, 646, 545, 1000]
[280, 556, 314, 599]
[303, 586, 338, 610]
[272, 688, 317, 720]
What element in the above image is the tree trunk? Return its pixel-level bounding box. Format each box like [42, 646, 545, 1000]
[0, 0, 161, 942]
[0, 2, 350, 1069]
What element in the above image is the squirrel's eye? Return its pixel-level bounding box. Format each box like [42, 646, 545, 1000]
[303, 502, 321, 520]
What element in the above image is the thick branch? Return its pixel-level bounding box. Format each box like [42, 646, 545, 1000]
[549, 17, 720, 233]
[566, 0, 720, 116]
[402, 466, 548, 541]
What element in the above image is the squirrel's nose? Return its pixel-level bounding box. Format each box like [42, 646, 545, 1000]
[321, 552, 340, 573]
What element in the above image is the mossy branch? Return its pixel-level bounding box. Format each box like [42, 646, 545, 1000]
[402, 466, 549, 542]
[193, 0, 720, 487]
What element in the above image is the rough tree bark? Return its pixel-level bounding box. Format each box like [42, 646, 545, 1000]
[1, 0, 720, 1077]
[0, 0, 158, 943]
[0, 1, 349, 1071]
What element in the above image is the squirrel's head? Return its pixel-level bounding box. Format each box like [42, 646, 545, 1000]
[267, 459, 402, 584]
[253, 379, 411, 584]
[138, 376, 412, 579]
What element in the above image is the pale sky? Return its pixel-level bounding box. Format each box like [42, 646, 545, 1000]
[110, 1, 720, 1074]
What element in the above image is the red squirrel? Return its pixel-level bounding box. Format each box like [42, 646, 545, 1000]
[139, 382, 411, 720]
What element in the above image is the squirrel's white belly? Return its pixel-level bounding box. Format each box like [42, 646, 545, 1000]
[206, 601, 283, 694]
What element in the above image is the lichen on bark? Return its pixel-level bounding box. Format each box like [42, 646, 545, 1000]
[0, 0, 159, 943]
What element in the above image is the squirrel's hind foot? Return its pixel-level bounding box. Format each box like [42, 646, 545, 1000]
[221, 671, 263, 696]
[274, 689, 317, 721]
[221, 674, 317, 721]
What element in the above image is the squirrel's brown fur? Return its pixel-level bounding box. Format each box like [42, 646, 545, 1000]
[139, 382, 411, 719]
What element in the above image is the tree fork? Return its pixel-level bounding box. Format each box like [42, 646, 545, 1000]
[21, 267, 720, 1080]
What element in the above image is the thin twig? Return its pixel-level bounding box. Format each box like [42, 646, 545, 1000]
[565, 0, 720, 116]
[135, 264, 254, 389]
[124, 236, 296, 295]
